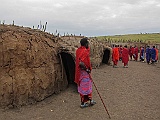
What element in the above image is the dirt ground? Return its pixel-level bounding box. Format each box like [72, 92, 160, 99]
[0, 61, 160, 120]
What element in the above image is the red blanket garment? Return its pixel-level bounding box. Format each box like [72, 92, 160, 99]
[75, 46, 92, 85]
[112, 47, 119, 61]
[122, 48, 129, 63]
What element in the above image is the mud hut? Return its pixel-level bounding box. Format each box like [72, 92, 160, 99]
[0, 25, 112, 108]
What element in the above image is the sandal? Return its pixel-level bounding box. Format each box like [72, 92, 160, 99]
[90, 100, 96, 106]
[80, 103, 89, 108]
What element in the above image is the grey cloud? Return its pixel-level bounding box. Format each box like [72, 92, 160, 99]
[0, 0, 160, 36]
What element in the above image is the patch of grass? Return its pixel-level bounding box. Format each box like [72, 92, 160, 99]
[97, 33, 160, 43]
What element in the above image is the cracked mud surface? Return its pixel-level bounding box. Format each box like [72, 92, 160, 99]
[0, 61, 160, 120]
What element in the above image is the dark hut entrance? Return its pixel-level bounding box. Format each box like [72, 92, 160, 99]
[102, 49, 110, 64]
[59, 52, 75, 84]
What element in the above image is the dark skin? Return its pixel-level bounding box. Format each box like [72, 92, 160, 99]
[85, 42, 89, 49]
[79, 62, 86, 70]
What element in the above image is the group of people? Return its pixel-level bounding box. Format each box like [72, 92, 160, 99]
[112, 44, 159, 68]
[74, 37, 159, 108]
[112, 45, 130, 68]
[129, 45, 159, 64]
[139, 46, 159, 64]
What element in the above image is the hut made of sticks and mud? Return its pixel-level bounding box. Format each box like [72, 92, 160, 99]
[0, 25, 112, 108]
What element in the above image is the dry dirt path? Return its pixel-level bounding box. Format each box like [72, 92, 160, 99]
[0, 61, 160, 120]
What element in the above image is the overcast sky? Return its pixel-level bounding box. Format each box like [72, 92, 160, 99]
[1, 0, 160, 36]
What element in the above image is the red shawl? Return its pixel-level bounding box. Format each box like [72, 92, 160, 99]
[112, 47, 119, 61]
[122, 48, 129, 63]
[155, 48, 159, 60]
[119, 47, 123, 58]
[75, 46, 92, 84]
[131, 47, 134, 55]
[134, 47, 139, 54]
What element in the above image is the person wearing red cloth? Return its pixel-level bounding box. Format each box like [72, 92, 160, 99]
[155, 46, 159, 63]
[139, 46, 142, 61]
[112, 45, 119, 68]
[129, 46, 134, 60]
[133, 45, 139, 61]
[119, 45, 123, 61]
[75, 37, 96, 108]
[122, 45, 129, 68]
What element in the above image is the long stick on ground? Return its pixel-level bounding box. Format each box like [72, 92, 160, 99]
[92, 80, 111, 119]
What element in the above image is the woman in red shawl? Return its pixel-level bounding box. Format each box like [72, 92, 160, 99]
[119, 45, 123, 61]
[122, 45, 129, 68]
[129, 46, 134, 60]
[75, 37, 96, 108]
[134, 45, 139, 61]
[112, 45, 119, 68]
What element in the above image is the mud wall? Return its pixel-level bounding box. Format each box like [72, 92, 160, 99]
[0, 25, 68, 107]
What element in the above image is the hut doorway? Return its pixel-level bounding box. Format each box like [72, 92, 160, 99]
[102, 49, 110, 64]
[59, 52, 75, 84]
